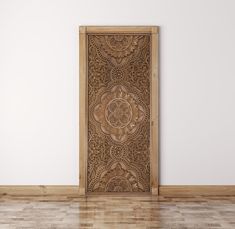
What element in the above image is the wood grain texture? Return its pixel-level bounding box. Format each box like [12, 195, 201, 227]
[79, 26, 87, 196]
[159, 185, 235, 197]
[83, 26, 159, 34]
[1, 186, 235, 197]
[0, 195, 234, 229]
[80, 26, 159, 195]
[150, 29, 159, 195]
[0, 186, 79, 196]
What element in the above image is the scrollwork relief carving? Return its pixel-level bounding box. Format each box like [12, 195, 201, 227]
[88, 33, 150, 192]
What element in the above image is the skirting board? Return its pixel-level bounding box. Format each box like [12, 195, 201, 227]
[0, 186, 235, 196]
[159, 185, 235, 197]
[0, 186, 79, 196]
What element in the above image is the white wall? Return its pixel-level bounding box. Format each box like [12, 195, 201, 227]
[0, 0, 235, 185]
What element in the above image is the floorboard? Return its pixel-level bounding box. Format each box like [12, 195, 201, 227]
[0, 195, 234, 228]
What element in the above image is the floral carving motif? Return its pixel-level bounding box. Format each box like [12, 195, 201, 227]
[105, 98, 132, 128]
[91, 35, 143, 65]
[93, 163, 142, 192]
[93, 85, 145, 143]
[102, 35, 138, 58]
[110, 67, 124, 81]
[110, 145, 125, 159]
[88, 34, 150, 192]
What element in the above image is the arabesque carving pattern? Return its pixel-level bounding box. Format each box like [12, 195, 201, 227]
[88, 34, 151, 192]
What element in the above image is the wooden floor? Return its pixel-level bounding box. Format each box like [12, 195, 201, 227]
[0, 195, 234, 229]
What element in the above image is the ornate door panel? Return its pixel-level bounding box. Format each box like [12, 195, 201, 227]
[79, 27, 159, 194]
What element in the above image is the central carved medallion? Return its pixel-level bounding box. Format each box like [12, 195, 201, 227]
[105, 98, 132, 128]
[93, 85, 145, 143]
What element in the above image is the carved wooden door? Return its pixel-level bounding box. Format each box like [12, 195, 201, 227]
[79, 27, 159, 194]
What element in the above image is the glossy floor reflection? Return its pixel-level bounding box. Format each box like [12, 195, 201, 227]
[0, 195, 235, 229]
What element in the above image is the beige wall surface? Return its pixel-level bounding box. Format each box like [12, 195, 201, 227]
[0, 0, 235, 185]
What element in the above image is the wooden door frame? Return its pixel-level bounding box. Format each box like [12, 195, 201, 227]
[79, 26, 159, 195]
